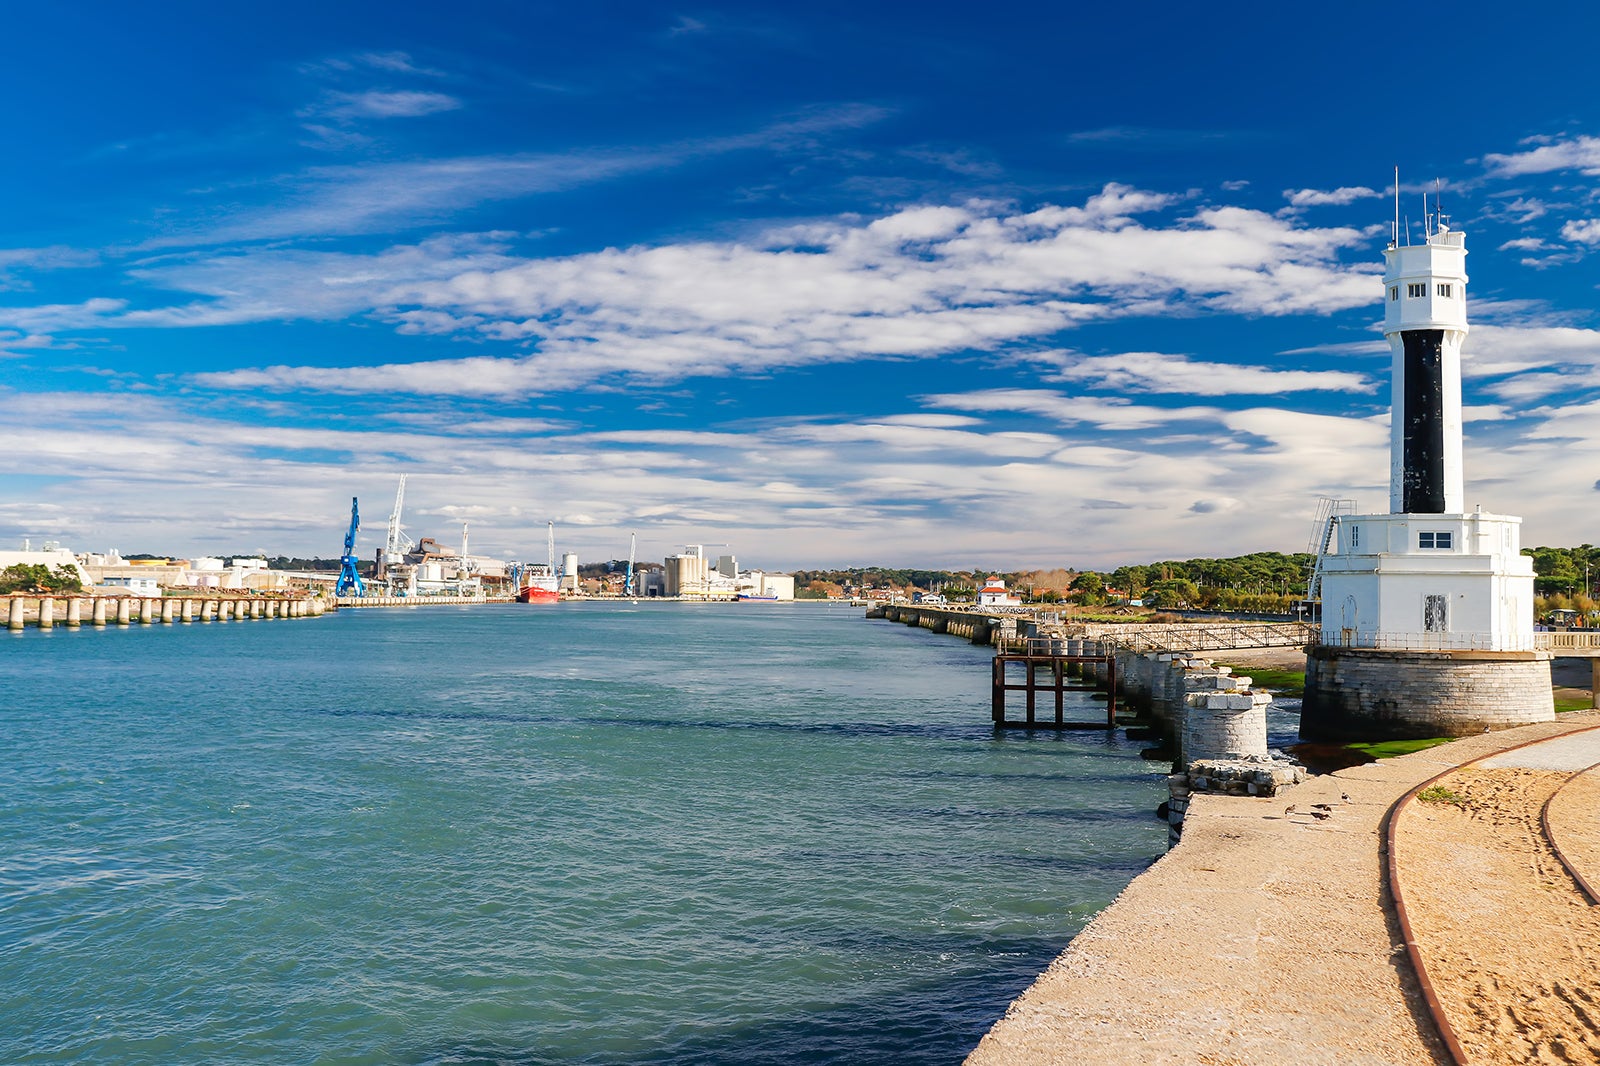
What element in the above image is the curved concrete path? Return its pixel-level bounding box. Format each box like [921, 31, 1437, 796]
[966, 712, 1600, 1066]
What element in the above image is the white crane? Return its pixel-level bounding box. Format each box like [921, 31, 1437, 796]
[382, 475, 414, 577]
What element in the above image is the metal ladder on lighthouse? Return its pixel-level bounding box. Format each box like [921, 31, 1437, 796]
[1305, 497, 1356, 602]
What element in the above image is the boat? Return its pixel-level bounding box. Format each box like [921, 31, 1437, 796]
[516, 522, 562, 604]
[737, 592, 780, 601]
[517, 572, 559, 603]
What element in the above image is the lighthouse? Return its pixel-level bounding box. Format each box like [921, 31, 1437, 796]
[1300, 186, 1551, 740]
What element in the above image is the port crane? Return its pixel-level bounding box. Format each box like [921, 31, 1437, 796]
[335, 496, 365, 597]
[380, 474, 415, 577]
[624, 532, 637, 596]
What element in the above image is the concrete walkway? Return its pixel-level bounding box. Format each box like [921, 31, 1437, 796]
[966, 712, 1600, 1066]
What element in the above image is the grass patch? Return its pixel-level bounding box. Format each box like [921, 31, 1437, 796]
[1416, 784, 1466, 806]
[1555, 694, 1595, 714]
[1348, 737, 1452, 759]
[1219, 666, 1304, 696]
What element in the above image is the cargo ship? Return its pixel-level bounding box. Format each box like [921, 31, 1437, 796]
[517, 522, 562, 603]
[517, 570, 560, 603]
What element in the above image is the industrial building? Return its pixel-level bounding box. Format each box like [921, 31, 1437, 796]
[658, 544, 795, 600]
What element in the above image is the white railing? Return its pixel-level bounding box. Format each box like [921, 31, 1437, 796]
[1535, 631, 1600, 652]
[1316, 630, 1536, 652]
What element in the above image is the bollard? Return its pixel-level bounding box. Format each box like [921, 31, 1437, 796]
[160, 599, 175, 624]
[92, 597, 108, 626]
[8, 596, 25, 631]
[116, 598, 132, 625]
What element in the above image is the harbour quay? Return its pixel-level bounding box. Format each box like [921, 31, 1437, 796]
[4, 592, 330, 631]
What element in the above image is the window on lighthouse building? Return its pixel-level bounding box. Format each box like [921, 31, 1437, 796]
[1407, 283, 1426, 298]
[1389, 286, 1398, 301]
[1437, 283, 1452, 297]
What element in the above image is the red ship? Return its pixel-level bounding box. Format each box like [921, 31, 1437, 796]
[517, 521, 562, 603]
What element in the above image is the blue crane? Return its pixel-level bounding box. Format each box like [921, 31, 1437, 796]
[624, 532, 636, 597]
[335, 496, 365, 597]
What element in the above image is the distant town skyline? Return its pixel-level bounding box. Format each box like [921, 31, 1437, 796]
[4, 2, 1600, 569]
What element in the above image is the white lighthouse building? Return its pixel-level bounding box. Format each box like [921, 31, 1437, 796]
[1302, 193, 1551, 740]
[1316, 208, 1535, 651]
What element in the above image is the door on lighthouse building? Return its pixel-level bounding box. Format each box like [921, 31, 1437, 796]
[1424, 594, 1449, 635]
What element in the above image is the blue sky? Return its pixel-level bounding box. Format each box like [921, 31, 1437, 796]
[4, 1, 1600, 570]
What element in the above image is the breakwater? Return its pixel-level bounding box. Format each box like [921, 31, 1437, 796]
[867, 604, 1310, 842]
[5, 593, 329, 631]
[866, 603, 1028, 647]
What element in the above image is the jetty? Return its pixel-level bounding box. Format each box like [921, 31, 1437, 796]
[5, 592, 329, 631]
[966, 713, 1600, 1065]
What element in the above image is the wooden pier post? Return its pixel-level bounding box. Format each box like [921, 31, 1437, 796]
[992, 657, 1006, 723]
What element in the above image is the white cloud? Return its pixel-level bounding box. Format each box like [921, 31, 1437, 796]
[1467, 323, 1600, 379]
[1483, 135, 1600, 177]
[355, 51, 446, 77]
[1283, 186, 1380, 207]
[144, 105, 890, 246]
[1560, 219, 1600, 244]
[6, 379, 1598, 570]
[1499, 237, 1547, 252]
[0, 297, 125, 333]
[919, 388, 1222, 431]
[160, 185, 1379, 397]
[1042, 351, 1373, 396]
[317, 90, 462, 120]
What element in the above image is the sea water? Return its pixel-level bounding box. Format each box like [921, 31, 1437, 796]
[1, 602, 1167, 1064]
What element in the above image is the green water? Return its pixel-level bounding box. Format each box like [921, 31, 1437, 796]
[1, 602, 1166, 1063]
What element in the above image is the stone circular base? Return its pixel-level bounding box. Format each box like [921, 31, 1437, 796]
[1301, 646, 1554, 741]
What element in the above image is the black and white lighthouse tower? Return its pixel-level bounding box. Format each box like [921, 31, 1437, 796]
[1302, 181, 1552, 740]
[1385, 202, 1467, 515]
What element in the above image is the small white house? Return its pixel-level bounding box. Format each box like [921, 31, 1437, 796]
[977, 576, 1022, 608]
[97, 576, 163, 597]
